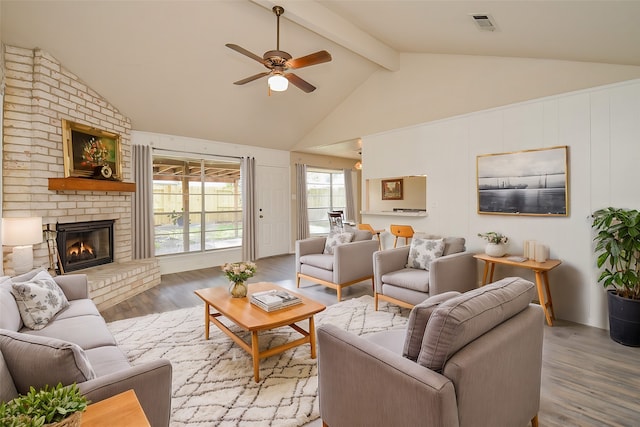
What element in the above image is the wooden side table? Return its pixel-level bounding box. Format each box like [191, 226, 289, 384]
[473, 253, 562, 326]
[81, 389, 150, 427]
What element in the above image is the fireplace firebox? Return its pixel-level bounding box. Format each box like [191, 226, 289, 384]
[56, 220, 115, 273]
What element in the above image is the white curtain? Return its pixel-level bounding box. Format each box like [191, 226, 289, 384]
[296, 163, 310, 240]
[241, 157, 257, 261]
[344, 168, 356, 222]
[132, 145, 154, 259]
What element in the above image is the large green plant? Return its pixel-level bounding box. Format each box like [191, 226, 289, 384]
[592, 207, 640, 300]
[0, 383, 88, 427]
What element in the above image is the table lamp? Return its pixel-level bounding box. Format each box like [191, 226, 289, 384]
[2, 217, 43, 274]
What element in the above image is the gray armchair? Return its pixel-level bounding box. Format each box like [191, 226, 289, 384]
[317, 277, 544, 427]
[373, 236, 477, 309]
[296, 230, 379, 301]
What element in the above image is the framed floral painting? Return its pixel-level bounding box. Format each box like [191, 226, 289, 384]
[62, 119, 121, 180]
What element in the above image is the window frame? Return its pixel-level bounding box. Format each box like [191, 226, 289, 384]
[152, 155, 242, 256]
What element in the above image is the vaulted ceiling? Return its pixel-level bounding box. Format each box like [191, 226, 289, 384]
[2, 1, 640, 159]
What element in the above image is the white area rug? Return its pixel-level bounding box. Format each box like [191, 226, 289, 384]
[107, 295, 409, 427]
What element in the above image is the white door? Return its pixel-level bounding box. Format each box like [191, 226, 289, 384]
[256, 165, 290, 258]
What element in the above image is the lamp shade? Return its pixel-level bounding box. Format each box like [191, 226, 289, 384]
[268, 74, 288, 92]
[2, 217, 43, 246]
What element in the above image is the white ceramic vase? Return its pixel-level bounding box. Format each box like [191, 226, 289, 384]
[485, 243, 506, 257]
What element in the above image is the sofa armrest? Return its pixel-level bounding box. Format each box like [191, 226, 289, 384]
[373, 246, 411, 293]
[77, 359, 172, 427]
[317, 324, 459, 427]
[54, 274, 89, 301]
[295, 237, 327, 272]
[429, 252, 478, 295]
[332, 239, 379, 284]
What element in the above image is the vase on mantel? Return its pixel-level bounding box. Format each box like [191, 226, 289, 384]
[485, 243, 507, 257]
[229, 281, 247, 298]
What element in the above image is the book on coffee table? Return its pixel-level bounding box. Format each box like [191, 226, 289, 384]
[250, 289, 302, 312]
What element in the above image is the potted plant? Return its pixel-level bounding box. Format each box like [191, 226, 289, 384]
[478, 232, 509, 257]
[591, 207, 640, 346]
[222, 261, 257, 298]
[0, 383, 88, 427]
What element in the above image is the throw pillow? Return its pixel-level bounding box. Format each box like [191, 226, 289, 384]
[416, 277, 535, 372]
[11, 270, 70, 330]
[406, 238, 445, 270]
[323, 231, 354, 255]
[1, 276, 23, 331]
[403, 291, 462, 361]
[0, 329, 95, 394]
[10, 267, 47, 284]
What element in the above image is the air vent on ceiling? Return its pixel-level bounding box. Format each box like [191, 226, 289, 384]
[470, 14, 497, 32]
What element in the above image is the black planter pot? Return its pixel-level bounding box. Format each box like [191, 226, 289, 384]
[607, 290, 640, 347]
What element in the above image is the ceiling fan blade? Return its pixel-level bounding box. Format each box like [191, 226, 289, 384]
[225, 43, 264, 64]
[234, 72, 270, 85]
[285, 73, 316, 93]
[287, 50, 332, 69]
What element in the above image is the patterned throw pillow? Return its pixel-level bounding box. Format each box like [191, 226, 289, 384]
[406, 238, 445, 270]
[323, 232, 354, 255]
[10, 270, 70, 330]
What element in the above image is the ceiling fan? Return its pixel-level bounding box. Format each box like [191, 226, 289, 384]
[226, 5, 332, 93]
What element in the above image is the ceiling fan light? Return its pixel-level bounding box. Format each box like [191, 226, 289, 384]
[268, 74, 288, 91]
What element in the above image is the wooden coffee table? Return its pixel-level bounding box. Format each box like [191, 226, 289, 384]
[194, 282, 326, 382]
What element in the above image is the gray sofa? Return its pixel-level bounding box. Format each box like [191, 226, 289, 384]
[0, 272, 172, 427]
[373, 236, 477, 309]
[317, 277, 544, 427]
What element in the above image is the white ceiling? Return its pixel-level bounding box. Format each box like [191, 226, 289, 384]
[2, 1, 640, 159]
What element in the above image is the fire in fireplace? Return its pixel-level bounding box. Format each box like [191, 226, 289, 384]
[56, 220, 114, 273]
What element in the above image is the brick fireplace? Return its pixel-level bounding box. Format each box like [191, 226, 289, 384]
[57, 220, 115, 273]
[2, 45, 159, 309]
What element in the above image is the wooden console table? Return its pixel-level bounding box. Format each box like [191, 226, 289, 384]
[81, 389, 150, 426]
[473, 253, 562, 326]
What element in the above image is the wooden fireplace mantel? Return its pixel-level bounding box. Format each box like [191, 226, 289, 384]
[48, 177, 136, 192]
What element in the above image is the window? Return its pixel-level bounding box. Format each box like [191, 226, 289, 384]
[307, 168, 346, 235]
[153, 156, 242, 256]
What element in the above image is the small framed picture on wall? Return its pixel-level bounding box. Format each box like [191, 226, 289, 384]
[382, 178, 403, 200]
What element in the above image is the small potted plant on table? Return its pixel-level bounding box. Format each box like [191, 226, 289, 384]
[0, 383, 88, 427]
[478, 231, 509, 257]
[592, 207, 640, 346]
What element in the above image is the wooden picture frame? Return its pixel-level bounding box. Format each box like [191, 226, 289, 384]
[62, 119, 122, 180]
[382, 178, 403, 200]
[477, 146, 568, 216]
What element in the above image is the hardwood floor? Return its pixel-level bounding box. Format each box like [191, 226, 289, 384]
[100, 254, 640, 426]
[101, 254, 374, 322]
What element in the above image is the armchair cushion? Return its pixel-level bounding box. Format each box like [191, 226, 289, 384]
[403, 291, 461, 361]
[299, 254, 334, 271]
[11, 270, 70, 330]
[0, 329, 96, 394]
[406, 238, 445, 270]
[382, 268, 429, 292]
[323, 231, 354, 255]
[417, 277, 536, 372]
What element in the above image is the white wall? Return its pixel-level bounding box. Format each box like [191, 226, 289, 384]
[362, 78, 640, 329]
[132, 131, 291, 275]
[296, 53, 640, 153]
